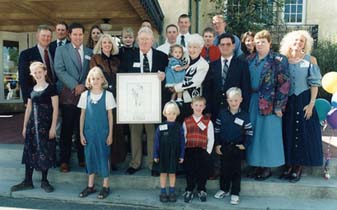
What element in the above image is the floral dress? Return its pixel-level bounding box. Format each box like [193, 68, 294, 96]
[22, 84, 57, 171]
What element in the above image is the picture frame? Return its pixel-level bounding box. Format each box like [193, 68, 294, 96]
[116, 73, 162, 124]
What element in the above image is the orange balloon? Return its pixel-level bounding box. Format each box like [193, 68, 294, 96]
[322, 72, 337, 94]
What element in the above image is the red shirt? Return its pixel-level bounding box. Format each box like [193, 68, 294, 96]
[185, 115, 210, 149]
[201, 45, 221, 63]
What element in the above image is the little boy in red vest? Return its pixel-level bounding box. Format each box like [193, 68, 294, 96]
[182, 96, 214, 203]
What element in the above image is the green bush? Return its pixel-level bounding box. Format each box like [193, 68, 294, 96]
[312, 40, 337, 101]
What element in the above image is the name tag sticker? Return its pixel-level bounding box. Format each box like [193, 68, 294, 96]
[133, 62, 141, 68]
[159, 124, 168, 131]
[234, 117, 244, 126]
[84, 55, 91, 60]
[300, 61, 310, 68]
[198, 122, 206, 131]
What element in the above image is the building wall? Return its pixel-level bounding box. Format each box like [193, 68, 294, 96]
[306, 0, 337, 42]
[158, 0, 189, 41]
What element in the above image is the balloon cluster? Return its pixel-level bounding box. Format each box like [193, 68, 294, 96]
[320, 71, 337, 180]
[319, 72, 337, 128]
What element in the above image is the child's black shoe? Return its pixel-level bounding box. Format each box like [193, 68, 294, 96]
[168, 192, 177, 202]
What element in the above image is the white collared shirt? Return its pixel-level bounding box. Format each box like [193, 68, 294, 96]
[140, 48, 153, 73]
[57, 39, 67, 46]
[37, 44, 53, 68]
[176, 32, 191, 47]
[221, 55, 233, 70]
[72, 44, 83, 63]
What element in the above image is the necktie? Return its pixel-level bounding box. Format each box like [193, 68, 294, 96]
[222, 59, 228, 85]
[180, 35, 185, 47]
[75, 47, 82, 72]
[44, 49, 53, 82]
[143, 53, 150, 72]
[58, 41, 62, 47]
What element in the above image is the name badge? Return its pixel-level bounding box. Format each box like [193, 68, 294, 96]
[300, 61, 310, 68]
[234, 117, 244, 126]
[159, 124, 168, 131]
[198, 122, 206, 131]
[133, 62, 141, 68]
[84, 55, 91, 60]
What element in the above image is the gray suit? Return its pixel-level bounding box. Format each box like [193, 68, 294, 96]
[54, 42, 92, 165]
[54, 43, 92, 92]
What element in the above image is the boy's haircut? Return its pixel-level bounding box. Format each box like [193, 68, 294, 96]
[69, 22, 85, 34]
[85, 66, 108, 89]
[202, 27, 216, 37]
[178, 14, 190, 21]
[191, 96, 206, 105]
[166, 24, 178, 33]
[163, 101, 180, 116]
[122, 27, 134, 37]
[169, 44, 184, 58]
[226, 87, 242, 98]
[217, 32, 235, 46]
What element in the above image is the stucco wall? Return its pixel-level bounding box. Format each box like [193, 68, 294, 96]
[306, 0, 337, 41]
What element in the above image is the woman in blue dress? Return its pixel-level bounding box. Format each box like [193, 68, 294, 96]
[279, 30, 323, 182]
[246, 30, 290, 181]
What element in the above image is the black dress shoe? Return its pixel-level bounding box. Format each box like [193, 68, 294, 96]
[125, 167, 139, 175]
[289, 171, 302, 183]
[151, 170, 160, 177]
[255, 168, 272, 181]
[279, 168, 292, 180]
[41, 180, 54, 193]
[11, 181, 34, 192]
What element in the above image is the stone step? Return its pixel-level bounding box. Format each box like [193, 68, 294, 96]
[1, 180, 337, 210]
[2, 162, 337, 200]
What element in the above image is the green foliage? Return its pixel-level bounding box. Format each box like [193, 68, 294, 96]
[208, 0, 284, 36]
[312, 40, 337, 100]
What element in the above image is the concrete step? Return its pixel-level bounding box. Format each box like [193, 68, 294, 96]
[1, 180, 337, 210]
[1, 144, 337, 201]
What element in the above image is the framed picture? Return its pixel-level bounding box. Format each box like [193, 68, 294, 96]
[117, 73, 162, 124]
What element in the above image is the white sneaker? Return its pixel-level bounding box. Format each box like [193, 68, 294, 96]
[230, 195, 240, 205]
[214, 190, 229, 199]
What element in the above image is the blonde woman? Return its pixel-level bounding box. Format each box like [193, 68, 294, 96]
[279, 30, 322, 182]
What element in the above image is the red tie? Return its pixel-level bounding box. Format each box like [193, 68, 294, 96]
[44, 49, 53, 82]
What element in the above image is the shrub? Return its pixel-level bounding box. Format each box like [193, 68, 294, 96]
[312, 40, 337, 100]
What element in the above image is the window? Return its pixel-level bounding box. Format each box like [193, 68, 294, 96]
[284, 0, 304, 23]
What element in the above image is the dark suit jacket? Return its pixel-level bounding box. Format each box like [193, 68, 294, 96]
[203, 56, 251, 121]
[49, 39, 70, 60]
[18, 46, 44, 104]
[123, 48, 169, 109]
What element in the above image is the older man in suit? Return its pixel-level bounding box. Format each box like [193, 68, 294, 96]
[49, 22, 70, 60]
[54, 23, 92, 172]
[18, 25, 54, 104]
[124, 27, 168, 176]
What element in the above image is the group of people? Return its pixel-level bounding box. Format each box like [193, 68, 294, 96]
[11, 13, 323, 205]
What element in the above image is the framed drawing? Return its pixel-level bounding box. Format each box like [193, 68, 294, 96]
[117, 73, 162, 124]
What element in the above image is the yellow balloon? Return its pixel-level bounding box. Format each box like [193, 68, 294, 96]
[322, 72, 337, 94]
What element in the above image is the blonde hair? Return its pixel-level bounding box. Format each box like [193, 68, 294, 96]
[85, 66, 108, 89]
[29, 61, 52, 83]
[254, 30, 272, 43]
[279, 30, 314, 57]
[29, 61, 47, 73]
[191, 96, 206, 105]
[162, 101, 180, 117]
[226, 87, 242, 99]
[93, 34, 119, 55]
